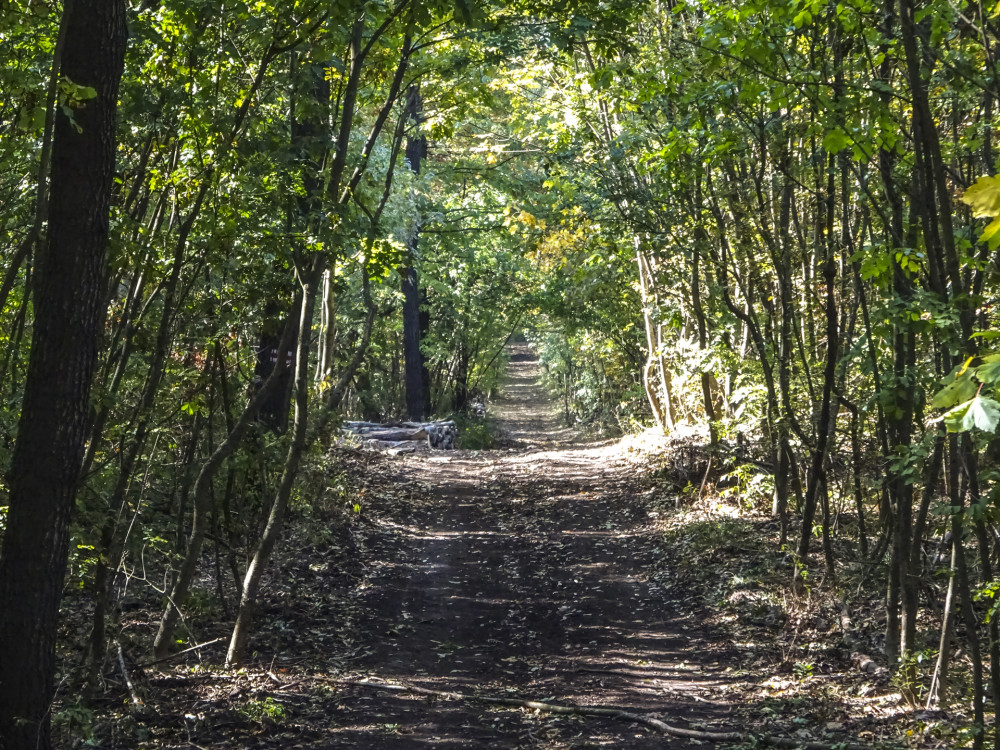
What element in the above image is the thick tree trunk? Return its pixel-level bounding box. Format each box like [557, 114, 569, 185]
[402, 85, 428, 421]
[402, 265, 426, 420]
[0, 1, 126, 747]
[254, 309, 297, 432]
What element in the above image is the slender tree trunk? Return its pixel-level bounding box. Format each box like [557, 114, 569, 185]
[929, 540, 958, 707]
[965, 439, 1000, 750]
[0, 0, 68, 319]
[84, 215, 197, 680]
[795, 254, 839, 569]
[152, 314, 297, 657]
[315, 267, 335, 381]
[689, 189, 717, 444]
[227, 264, 320, 665]
[636, 242, 667, 431]
[952, 491, 985, 747]
[323, 269, 378, 414]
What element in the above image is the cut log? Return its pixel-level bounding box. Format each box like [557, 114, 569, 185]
[341, 420, 457, 450]
[363, 440, 418, 454]
[361, 429, 426, 442]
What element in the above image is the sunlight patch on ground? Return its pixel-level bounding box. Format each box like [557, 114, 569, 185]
[559, 529, 654, 541]
[496, 444, 624, 468]
[372, 518, 502, 538]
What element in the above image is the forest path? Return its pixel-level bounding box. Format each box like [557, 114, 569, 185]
[86, 347, 901, 749]
[318, 344, 736, 748]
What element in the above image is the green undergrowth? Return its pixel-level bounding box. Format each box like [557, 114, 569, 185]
[643, 455, 976, 748]
[454, 413, 499, 450]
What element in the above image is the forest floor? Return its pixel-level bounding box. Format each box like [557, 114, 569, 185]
[79, 345, 965, 749]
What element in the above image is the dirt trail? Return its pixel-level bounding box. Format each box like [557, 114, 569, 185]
[323, 345, 736, 747]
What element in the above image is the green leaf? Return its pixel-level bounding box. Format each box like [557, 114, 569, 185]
[822, 128, 850, 154]
[943, 399, 974, 432]
[971, 397, 1000, 432]
[976, 354, 1000, 385]
[943, 396, 1000, 433]
[932, 372, 977, 409]
[454, 0, 485, 26]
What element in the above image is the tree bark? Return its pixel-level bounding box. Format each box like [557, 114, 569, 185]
[401, 85, 428, 421]
[690, 182, 717, 444]
[227, 264, 320, 665]
[0, 1, 126, 746]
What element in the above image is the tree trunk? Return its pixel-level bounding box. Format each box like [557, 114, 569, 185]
[254, 307, 297, 433]
[227, 264, 320, 665]
[315, 266, 336, 381]
[689, 203, 716, 444]
[795, 254, 839, 571]
[929, 539, 958, 707]
[636, 244, 675, 431]
[152, 313, 297, 657]
[0, 1, 126, 746]
[402, 85, 428, 421]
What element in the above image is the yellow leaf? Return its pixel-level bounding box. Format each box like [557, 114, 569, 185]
[961, 175, 1000, 218]
[981, 215, 1000, 250]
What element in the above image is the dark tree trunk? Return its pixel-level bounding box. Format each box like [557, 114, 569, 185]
[254, 310, 297, 433]
[0, 1, 126, 747]
[402, 85, 427, 421]
[796, 146, 840, 572]
[402, 267, 425, 419]
[689, 183, 717, 445]
[454, 345, 470, 412]
[253, 50, 325, 434]
[419, 288, 432, 412]
[795, 256, 839, 565]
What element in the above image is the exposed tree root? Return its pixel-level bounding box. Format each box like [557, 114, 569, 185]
[337, 677, 868, 750]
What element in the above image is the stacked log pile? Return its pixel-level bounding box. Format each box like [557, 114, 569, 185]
[341, 420, 457, 453]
